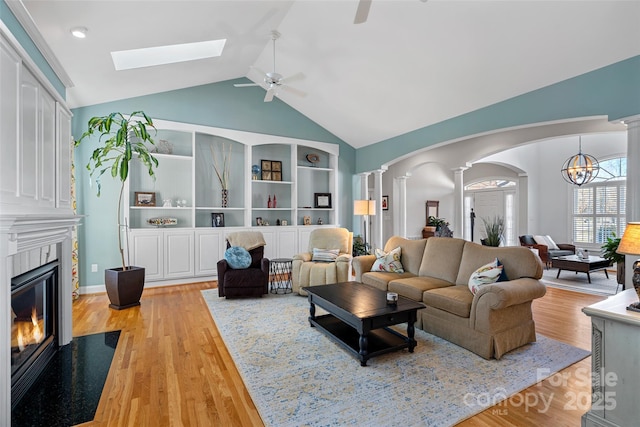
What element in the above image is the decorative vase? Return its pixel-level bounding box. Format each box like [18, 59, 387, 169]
[221, 189, 229, 208]
[105, 266, 145, 310]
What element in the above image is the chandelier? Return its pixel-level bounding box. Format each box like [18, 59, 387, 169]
[560, 137, 600, 186]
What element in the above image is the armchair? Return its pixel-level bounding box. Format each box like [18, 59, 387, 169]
[292, 228, 353, 295]
[519, 234, 575, 267]
[217, 231, 269, 298]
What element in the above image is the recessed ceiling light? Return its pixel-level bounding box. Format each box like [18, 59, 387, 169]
[111, 39, 226, 71]
[70, 27, 88, 38]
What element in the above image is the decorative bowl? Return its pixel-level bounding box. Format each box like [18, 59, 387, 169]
[147, 217, 178, 227]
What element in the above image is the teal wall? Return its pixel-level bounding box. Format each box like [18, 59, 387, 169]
[357, 55, 640, 172]
[0, 0, 66, 97]
[72, 79, 356, 287]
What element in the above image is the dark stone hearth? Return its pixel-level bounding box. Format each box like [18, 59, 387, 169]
[12, 331, 120, 427]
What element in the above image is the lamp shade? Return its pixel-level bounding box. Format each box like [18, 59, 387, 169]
[353, 200, 376, 216]
[617, 222, 640, 256]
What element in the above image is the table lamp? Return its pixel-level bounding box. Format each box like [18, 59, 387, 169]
[616, 222, 640, 311]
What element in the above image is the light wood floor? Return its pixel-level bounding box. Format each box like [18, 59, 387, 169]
[73, 283, 604, 427]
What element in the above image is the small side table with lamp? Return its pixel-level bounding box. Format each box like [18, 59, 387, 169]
[581, 222, 640, 427]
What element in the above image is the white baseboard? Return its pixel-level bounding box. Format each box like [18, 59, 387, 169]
[79, 275, 217, 295]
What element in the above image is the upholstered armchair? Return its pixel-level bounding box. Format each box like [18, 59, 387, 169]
[292, 228, 353, 295]
[519, 234, 575, 267]
[217, 231, 269, 298]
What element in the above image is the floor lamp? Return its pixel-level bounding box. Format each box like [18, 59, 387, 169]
[354, 200, 376, 253]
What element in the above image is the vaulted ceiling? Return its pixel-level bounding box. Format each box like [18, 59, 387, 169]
[18, 0, 640, 149]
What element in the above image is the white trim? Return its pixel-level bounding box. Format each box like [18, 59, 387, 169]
[79, 275, 217, 295]
[4, 0, 74, 88]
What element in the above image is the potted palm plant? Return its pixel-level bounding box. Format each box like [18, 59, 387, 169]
[75, 111, 158, 309]
[601, 233, 625, 286]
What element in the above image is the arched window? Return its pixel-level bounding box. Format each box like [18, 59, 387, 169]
[572, 157, 626, 245]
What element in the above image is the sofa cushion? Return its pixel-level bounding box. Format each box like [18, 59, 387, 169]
[371, 246, 404, 273]
[388, 276, 453, 302]
[520, 235, 536, 246]
[548, 249, 574, 258]
[362, 271, 416, 291]
[423, 285, 474, 318]
[468, 258, 505, 295]
[418, 237, 466, 283]
[383, 236, 427, 275]
[456, 242, 543, 285]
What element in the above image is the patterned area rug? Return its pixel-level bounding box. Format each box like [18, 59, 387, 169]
[541, 267, 621, 296]
[202, 290, 589, 427]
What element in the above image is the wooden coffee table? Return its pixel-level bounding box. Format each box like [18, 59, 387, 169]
[302, 281, 425, 366]
[551, 255, 612, 284]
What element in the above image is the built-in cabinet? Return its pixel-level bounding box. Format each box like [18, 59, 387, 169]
[125, 120, 340, 282]
[0, 33, 73, 215]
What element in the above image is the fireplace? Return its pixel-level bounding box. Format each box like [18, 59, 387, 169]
[10, 260, 59, 408]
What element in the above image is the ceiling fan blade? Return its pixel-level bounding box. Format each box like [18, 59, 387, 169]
[280, 72, 305, 85]
[234, 83, 261, 87]
[280, 85, 306, 98]
[354, 0, 372, 24]
[264, 88, 275, 102]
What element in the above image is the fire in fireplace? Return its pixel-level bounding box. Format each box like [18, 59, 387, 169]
[11, 260, 59, 409]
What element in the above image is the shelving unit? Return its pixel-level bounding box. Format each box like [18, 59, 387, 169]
[124, 119, 340, 283]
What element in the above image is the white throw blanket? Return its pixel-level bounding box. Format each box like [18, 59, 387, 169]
[227, 231, 266, 250]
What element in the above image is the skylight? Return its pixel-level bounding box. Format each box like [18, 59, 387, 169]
[111, 39, 226, 71]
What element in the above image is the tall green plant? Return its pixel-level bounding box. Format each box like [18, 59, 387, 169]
[601, 233, 625, 263]
[75, 111, 158, 270]
[481, 215, 505, 247]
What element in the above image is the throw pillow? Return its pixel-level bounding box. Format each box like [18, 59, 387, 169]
[533, 235, 552, 248]
[312, 248, 340, 262]
[224, 246, 252, 269]
[545, 235, 560, 250]
[371, 246, 405, 273]
[468, 258, 504, 295]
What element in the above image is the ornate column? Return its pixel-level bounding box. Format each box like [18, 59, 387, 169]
[394, 175, 410, 237]
[452, 167, 468, 239]
[624, 116, 640, 285]
[373, 169, 385, 250]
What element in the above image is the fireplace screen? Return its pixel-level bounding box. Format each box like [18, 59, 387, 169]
[11, 261, 58, 396]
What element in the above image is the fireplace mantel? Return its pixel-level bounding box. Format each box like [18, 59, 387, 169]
[1, 213, 81, 422]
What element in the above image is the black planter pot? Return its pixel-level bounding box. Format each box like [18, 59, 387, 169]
[105, 266, 145, 310]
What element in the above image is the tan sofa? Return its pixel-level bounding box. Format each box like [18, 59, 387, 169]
[353, 236, 546, 359]
[292, 227, 353, 296]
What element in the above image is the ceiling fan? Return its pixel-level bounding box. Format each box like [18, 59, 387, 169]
[354, 0, 428, 24]
[234, 30, 305, 102]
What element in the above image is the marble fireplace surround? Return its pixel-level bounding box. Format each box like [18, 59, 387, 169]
[1, 214, 81, 425]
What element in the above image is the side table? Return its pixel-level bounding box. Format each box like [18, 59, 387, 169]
[269, 258, 292, 294]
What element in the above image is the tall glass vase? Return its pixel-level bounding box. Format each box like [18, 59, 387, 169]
[221, 189, 229, 208]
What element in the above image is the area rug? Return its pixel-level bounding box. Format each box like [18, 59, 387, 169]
[541, 268, 621, 296]
[202, 291, 589, 427]
[12, 330, 120, 427]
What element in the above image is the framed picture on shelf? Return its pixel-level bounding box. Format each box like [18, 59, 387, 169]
[256, 217, 263, 226]
[135, 192, 156, 207]
[261, 170, 272, 180]
[261, 159, 272, 172]
[272, 161, 282, 172]
[211, 212, 225, 227]
[382, 195, 389, 210]
[272, 171, 282, 181]
[314, 193, 332, 208]
[303, 215, 312, 225]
